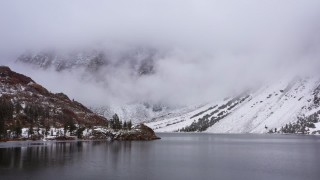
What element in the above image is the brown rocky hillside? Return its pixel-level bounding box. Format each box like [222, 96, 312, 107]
[0, 66, 107, 137]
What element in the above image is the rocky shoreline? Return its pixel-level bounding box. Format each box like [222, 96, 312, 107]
[0, 124, 160, 142]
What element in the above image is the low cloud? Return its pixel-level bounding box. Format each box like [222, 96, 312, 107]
[1, 0, 320, 107]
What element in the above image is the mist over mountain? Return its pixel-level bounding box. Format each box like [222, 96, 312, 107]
[3, 2, 320, 180]
[1, 0, 320, 122]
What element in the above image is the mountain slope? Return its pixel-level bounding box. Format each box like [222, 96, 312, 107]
[146, 77, 320, 134]
[0, 66, 108, 138]
[207, 78, 319, 133]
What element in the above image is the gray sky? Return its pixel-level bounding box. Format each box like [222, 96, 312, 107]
[1, 0, 320, 107]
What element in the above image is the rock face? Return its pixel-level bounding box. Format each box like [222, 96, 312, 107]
[0, 66, 34, 85]
[0, 66, 107, 132]
[113, 124, 160, 141]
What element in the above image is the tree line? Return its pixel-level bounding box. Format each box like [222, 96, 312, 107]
[278, 114, 319, 134]
[0, 97, 133, 140]
[108, 114, 132, 130]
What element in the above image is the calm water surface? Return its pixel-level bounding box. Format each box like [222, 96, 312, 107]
[1, 133, 320, 180]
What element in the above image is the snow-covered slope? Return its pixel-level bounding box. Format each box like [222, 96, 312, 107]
[146, 95, 251, 132]
[90, 103, 172, 124]
[146, 77, 320, 133]
[208, 78, 318, 133]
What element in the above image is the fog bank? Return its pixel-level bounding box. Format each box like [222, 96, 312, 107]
[1, 0, 320, 107]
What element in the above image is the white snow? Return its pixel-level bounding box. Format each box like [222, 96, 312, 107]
[146, 98, 236, 132]
[305, 106, 320, 117]
[309, 122, 320, 134]
[147, 77, 320, 134]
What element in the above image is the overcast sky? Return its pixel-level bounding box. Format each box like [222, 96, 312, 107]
[1, 0, 320, 107]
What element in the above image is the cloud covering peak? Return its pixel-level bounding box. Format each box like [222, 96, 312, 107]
[1, 0, 320, 107]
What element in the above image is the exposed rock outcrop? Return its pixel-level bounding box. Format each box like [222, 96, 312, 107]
[113, 124, 160, 141]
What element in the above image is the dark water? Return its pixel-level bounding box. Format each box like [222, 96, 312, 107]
[1, 133, 320, 180]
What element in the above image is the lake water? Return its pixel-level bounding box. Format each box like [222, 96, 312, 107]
[1, 133, 320, 180]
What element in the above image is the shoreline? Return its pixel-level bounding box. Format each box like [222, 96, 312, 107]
[1, 132, 319, 144]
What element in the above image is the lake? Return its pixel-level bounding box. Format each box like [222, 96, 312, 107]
[1, 133, 320, 180]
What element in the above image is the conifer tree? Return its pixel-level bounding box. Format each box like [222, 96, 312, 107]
[112, 114, 122, 130]
[76, 126, 86, 139]
[14, 121, 22, 138]
[0, 98, 14, 139]
[28, 125, 34, 138]
[128, 120, 132, 130]
[123, 121, 127, 130]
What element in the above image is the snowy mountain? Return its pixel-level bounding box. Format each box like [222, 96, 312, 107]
[14, 49, 320, 134]
[146, 77, 320, 134]
[17, 48, 157, 75]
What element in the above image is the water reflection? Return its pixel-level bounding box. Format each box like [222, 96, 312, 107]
[0, 134, 320, 180]
[0, 141, 132, 170]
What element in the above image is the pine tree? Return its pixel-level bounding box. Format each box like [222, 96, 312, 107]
[76, 126, 86, 139]
[109, 118, 114, 129]
[45, 125, 50, 136]
[15, 103, 22, 114]
[14, 121, 22, 138]
[112, 114, 122, 130]
[28, 126, 34, 138]
[123, 121, 127, 130]
[128, 120, 132, 130]
[0, 97, 14, 139]
[69, 122, 77, 135]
